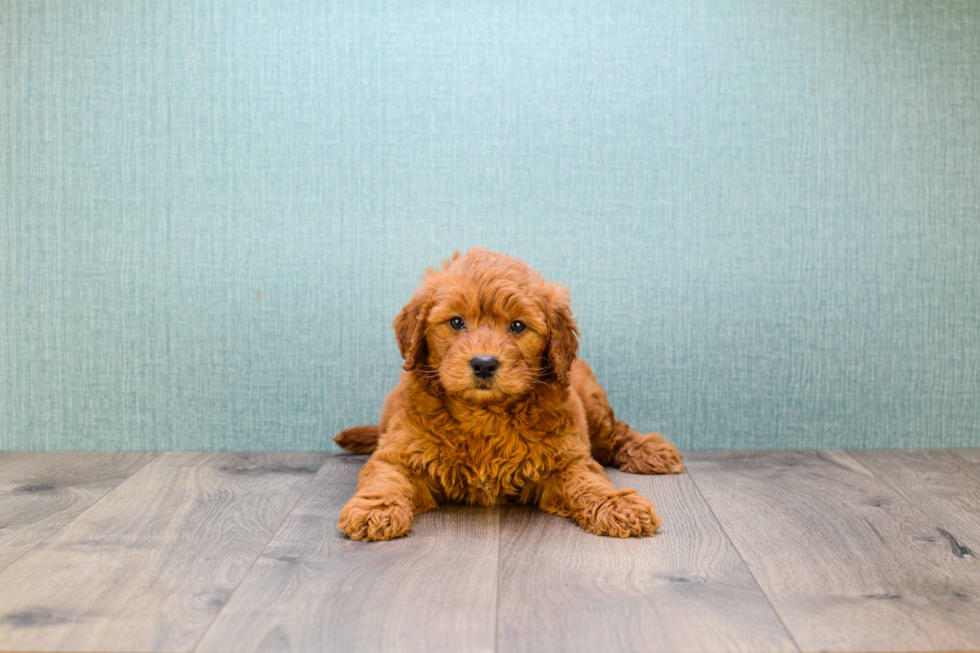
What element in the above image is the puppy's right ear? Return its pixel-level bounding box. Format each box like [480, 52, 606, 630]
[393, 285, 434, 372]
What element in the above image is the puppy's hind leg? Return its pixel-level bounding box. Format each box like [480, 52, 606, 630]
[571, 360, 684, 474]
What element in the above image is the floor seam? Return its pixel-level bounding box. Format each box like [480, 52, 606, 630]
[188, 451, 332, 653]
[685, 456, 804, 653]
[493, 505, 502, 653]
[0, 452, 161, 575]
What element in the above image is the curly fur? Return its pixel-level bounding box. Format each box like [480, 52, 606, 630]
[336, 248, 683, 541]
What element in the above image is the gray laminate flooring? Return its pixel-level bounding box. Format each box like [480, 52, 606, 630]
[0, 450, 977, 653]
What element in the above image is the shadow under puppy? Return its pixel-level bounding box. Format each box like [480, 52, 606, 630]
[335, 248, 683, 541]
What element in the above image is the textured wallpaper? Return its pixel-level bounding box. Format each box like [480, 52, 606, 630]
[1, 0, 978, 451]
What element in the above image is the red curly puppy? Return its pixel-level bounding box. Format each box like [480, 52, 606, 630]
[335, 248, 683, 541]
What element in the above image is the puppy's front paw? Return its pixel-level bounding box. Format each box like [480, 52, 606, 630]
[338, 498, 412, 541]
[582, 489, 661, 537]
[617, 433, 685, 475]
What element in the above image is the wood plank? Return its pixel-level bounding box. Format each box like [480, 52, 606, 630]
[0, 452, 31, 467]
[950, 448, 980, 464]
[0, 452, 158, 572]
[0, 451, 328, 653]
[196, 454, 499, 653]
[851, 449, 980, 559]
[686, 451, 980, 653]
[495, 468, 798, 653]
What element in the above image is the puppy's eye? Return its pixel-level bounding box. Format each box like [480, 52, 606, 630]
[449, 317, 466, 330]
[509, 320, 526, 334]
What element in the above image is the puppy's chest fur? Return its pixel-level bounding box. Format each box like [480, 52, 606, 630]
[420, 410, 574, 506]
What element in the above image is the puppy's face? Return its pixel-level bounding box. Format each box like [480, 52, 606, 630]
[394, 249, 579, 403]
[425, 284, 548, 401]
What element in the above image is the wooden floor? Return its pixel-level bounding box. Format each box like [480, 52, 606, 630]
[0, 451, 977, 653]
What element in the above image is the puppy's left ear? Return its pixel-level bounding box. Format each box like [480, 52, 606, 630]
[393, 285, 435, 372]
[544, 284, 579, 384]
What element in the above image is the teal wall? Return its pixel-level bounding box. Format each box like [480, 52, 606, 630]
[2, 1, 978, 451]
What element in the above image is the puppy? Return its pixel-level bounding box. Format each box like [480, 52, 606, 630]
[335, 248, 683, 541]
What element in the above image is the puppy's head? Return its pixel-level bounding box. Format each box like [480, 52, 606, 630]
[394, 248, 579, 402]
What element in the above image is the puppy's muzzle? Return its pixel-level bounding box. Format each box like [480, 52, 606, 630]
[470, 355, 499, 379]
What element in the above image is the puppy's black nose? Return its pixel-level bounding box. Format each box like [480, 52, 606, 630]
[470, 355, 499, 379]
